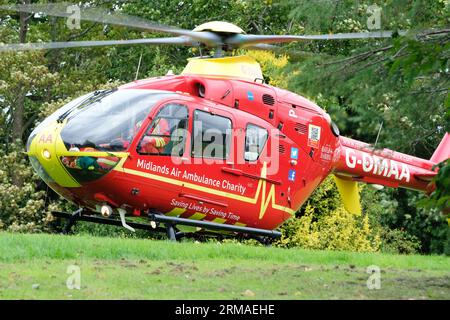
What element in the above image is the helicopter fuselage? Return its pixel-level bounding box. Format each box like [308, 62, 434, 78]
[26, 72, 441, 233]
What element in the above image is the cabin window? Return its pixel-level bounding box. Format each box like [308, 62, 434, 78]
[245, 124, 268, 161]
[192, 110, 232, 159]
[137, 103, 188, 156]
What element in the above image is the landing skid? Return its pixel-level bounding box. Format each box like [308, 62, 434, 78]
[52, 210, 167, 235]
[51, 210, 281, 243]
[62, 208, 84, 234]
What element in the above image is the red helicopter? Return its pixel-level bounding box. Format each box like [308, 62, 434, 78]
[2, 4, 449, 241]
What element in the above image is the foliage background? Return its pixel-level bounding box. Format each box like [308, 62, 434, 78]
[0, 0, 448, 254]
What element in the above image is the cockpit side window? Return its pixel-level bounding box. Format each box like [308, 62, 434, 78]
[245, 123, 268, 161]
[137, 103, 188, 157]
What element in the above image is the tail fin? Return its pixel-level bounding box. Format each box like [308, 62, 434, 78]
[332, 134, 449, 213]
[430, 133, 450, 164]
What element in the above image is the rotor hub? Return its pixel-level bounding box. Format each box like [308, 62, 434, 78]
[193, 21, 245, 35]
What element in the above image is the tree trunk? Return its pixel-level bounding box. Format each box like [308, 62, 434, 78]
[12, 94, 25, 142]
[12, 0, 30, 143]
[11, 0, 30, 187]
[18, 1, 29, 43]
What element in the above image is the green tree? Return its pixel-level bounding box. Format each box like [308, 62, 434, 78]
[283, 0, 449, 253]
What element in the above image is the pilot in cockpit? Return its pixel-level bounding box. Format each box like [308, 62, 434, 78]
[138, 117, 171, 154]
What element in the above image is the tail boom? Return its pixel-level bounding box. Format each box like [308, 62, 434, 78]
[333, 136, 438, 192]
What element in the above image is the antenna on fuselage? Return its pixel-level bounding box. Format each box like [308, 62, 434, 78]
[374, 121, 384, 149]
[135, 52, 143, 80]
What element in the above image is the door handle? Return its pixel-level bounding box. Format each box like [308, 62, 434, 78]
[221, 167, 281, 184]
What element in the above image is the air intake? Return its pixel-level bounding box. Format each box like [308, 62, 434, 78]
[278, 145, 285, 154]
[294, 123, 307, 134]
[262, 94, 275, 106]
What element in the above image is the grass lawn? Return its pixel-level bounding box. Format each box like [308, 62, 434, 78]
[0, 232, 448, 299]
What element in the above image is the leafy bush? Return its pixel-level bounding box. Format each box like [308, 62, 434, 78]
[378, 228, 421, 254]
[373, 189, 449, 254]
[420, 159, 450, 211]
[276, 177, 380, 252]
[359, 182, 448, 255]
[277, 203, 380, 252]
[445, 227, 450, 256]
[0, 142, 52, 232]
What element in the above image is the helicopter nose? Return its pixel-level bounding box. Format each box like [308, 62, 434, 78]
[27, 121, 81, 188]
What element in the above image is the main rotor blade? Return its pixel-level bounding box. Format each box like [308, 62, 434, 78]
[244, 43, 282, 51]
[228, 31, 407, 47]
[0, 36, 196, 52]
[244, 44, 313, 58]
[0, 3, 221, 46]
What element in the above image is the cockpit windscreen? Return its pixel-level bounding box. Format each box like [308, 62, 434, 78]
[60, 89, 175, 152]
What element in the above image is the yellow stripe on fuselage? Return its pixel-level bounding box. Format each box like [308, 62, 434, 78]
[234, 222, 247, 227]
[166, 207, 186, 217]
[115, 161, 295, 219]
[189, 212, 207, 220]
